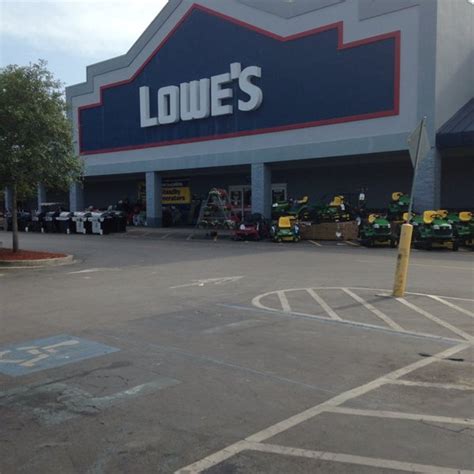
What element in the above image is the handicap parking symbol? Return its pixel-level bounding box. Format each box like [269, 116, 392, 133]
[0, 335, 119, 376]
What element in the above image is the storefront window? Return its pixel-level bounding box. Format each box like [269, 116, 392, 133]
[272, 185, 287, 203]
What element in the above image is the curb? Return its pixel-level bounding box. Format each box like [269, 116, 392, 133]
[0, 254, 74, 267]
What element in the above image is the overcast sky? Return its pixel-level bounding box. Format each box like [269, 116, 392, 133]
[0, 0, 168, 86]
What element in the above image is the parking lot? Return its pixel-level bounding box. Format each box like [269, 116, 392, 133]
[0, 231, 473, 473]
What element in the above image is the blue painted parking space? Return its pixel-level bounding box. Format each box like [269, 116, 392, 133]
[0, 335, 119, 376]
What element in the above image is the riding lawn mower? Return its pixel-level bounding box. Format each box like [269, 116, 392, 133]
[315, 195, 354, 223]
[271, 216, 301, 242]
[447, 211, 473, 247]
[271, 196, 310, 220]
[233, 213, 270, 241]
[359, 214, 397, 247]
[388, 192, 410, 221]
[412, 210, 458, 251]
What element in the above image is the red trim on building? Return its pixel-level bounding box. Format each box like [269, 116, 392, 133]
[78, 3, 401, 156]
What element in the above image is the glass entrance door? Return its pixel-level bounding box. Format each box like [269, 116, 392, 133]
[229, 185, 251, 220]
[229, 184, 287, 219]
[272, 184, 287, 204]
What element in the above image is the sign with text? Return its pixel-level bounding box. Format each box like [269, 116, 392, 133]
[79, 5, 400, 155]
[163, 180, 191, 205]
[139, 63, 263, 128]
[138, 179, 191, 205]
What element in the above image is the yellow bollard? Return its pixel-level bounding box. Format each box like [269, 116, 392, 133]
[392, 223, 413, 297]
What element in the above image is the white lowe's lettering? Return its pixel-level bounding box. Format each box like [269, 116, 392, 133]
[139, 63, 262, 128]
[180, 79, 211, 121]
[139, 87, 158, 127]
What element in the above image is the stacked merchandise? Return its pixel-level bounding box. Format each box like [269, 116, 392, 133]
[196, 189, 237, 230]
[299, 195, 358, 241]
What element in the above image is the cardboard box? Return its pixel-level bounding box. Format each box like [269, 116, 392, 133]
[300, 221, 359, 241]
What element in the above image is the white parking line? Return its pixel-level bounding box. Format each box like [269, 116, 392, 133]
[244, 302, 463, 344]
[396, 298, 474, 342]
[345, 288, 474, 303]
[249, 443, 474, 474]
[357, 260, 473, 271]
[342, 288, 404, 331]
[246, 343, 470, 443]
[306, 289, 341, 320]
[384, 379, 474, 391]
[67, 268, 119, 274]
[186, 233, 194, 241]
[254, 287, 474, 304]
[176, 441, 249, 473]
[434, 295, 474, 302]
[427, 295, 474, 319]
[308, 240, 322, 247]
[277, 290, 291, 312]
[161, 233, 171, 240]
[327, 407, 474, 426]
[252, 287, 474, 344]
[170, 276, 243, 289]
[344, 240, 360, 247]
[175, 342, 470, 473]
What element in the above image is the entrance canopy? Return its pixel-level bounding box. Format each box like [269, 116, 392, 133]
[437, 98, 474, 149]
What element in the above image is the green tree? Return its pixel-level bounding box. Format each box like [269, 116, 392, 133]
[0, 60, 83, 251]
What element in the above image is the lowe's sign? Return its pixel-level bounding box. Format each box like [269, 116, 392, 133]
[139, 63, 263, 127]
[79, 5, 400, 155]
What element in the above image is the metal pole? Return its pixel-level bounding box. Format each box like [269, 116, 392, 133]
[392, 116, 426, 297]
[406, 116, 426, 222]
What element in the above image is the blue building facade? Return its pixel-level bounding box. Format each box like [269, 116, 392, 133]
[63, 0, 473, 226]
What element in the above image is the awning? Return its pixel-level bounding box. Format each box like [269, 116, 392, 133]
[437, 98, 474, 149]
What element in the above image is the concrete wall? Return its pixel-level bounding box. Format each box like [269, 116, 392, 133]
[435, 0, 474, 130]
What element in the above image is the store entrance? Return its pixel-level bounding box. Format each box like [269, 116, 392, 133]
[229, 185, 251, 220]
[229, 184, 287, 219]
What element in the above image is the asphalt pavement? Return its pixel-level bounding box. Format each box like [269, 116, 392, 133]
[0, 230, 473, 473]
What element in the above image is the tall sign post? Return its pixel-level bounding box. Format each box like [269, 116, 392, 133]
[392, 116, 430, 297]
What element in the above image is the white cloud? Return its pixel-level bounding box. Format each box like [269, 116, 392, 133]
[0, 0, 169, 59]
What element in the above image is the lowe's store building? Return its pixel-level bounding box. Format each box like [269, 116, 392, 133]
[65, 0, 473, 227]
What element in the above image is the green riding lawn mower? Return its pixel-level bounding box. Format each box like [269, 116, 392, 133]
[447, 211, 473, 248]
[388, 192, 410, 221]
[412, 210, 459, 251]
[313, 195, 354, 223]
[359, 214, 397, 247]
[271, 216, 301, 242]
[271, 196, 310, 220]
[272, 195, 355, 223]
